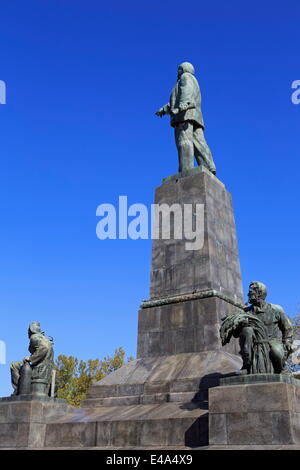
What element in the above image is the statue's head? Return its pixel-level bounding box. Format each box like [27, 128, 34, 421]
[28, 321, 41, 337]
[177, 62, 195, 79]
[248, 281, 267, 305]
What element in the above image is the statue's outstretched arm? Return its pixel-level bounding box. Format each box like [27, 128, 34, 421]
[155, 103, 170, 117]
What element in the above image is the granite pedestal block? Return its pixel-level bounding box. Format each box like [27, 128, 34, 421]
[83, 170, 243, 412]
[137, 295, 242, 358]
[150, 166, 243, 303]
[40, 170, 244, 449]
[0, 395, 74, 448]
[44, 402, 209, 448]
[209, 379, 300, 446]
[83, 351, 242, 408]
[4, 169, 245, 448]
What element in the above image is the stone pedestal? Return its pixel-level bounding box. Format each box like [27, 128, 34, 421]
[2, 168, 243, 448]
[45, 402, 209, 448]
[0, 395, 74, 448]
[39, 168, 244, 448]
[83, 170, 243, 410]
[209, 376, 300, 446]
[135, 167, 244, 380]
[149, 166, 243, 304]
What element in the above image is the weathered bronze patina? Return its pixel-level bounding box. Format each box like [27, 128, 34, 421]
[10, 322, 55, 396]
[220, 281, 293, 374]
[155, 62, 216, 175]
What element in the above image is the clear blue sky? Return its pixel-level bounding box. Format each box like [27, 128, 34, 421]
[0, 0, 299, 396]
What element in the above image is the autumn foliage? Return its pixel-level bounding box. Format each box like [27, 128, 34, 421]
[55, 347, 133, 407]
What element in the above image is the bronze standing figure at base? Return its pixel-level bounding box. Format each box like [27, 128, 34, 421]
[220, 281, 293, 374]
[10, 321, 55, 396]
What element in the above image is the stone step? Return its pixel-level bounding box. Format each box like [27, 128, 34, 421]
[44, 402, 209, 448]
[84, 351, 242, 408]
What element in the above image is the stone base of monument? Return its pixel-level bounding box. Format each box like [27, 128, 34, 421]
[41, 350, 242, 448]
[44, 402, 208, 448]
[31, 168, 246, 449]
[0, 169, 250, 449]
[3, 375, 300, 449]
[209, 374, 300, 446]
[0, 395, 74, 448]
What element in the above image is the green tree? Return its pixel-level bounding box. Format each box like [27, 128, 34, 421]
[55, 347, 133, 407]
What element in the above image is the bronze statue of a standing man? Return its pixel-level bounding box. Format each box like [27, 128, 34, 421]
[155, 62, 216, 175]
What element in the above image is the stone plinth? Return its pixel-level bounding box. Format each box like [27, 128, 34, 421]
[209, 378, 300, 446]
[136, 166, 243, 365]
[84, 169, 244, 413]
[149, 166, 243, 303]
[220, 373, 300, 387]
[5, 169, 244, 449]
[83, 351, 242, 408]
[41, 170, 244, 449]
[44, 402, 209, 448]
[0, 395, 74, 448]
[137, 294, 242, 358]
